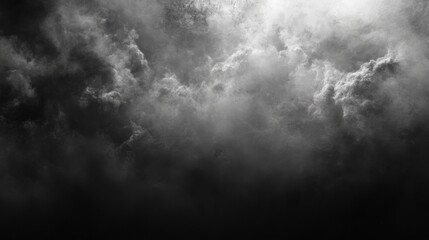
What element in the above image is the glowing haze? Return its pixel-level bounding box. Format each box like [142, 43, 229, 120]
[1, 0, 429, 238]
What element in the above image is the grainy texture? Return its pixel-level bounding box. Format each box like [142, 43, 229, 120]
[1, 0, 429, 238]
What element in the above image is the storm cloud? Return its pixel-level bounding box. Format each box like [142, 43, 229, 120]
[1, 0, 429, 238]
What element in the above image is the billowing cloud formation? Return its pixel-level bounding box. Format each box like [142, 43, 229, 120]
[1, 0, 429, 238]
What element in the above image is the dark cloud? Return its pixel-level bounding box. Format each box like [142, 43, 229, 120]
[1, 0, 429, 238]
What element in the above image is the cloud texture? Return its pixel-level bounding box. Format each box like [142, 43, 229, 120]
[1, 0, 429, 238]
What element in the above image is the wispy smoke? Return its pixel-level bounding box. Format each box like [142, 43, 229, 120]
[1, 0, 429, 238]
